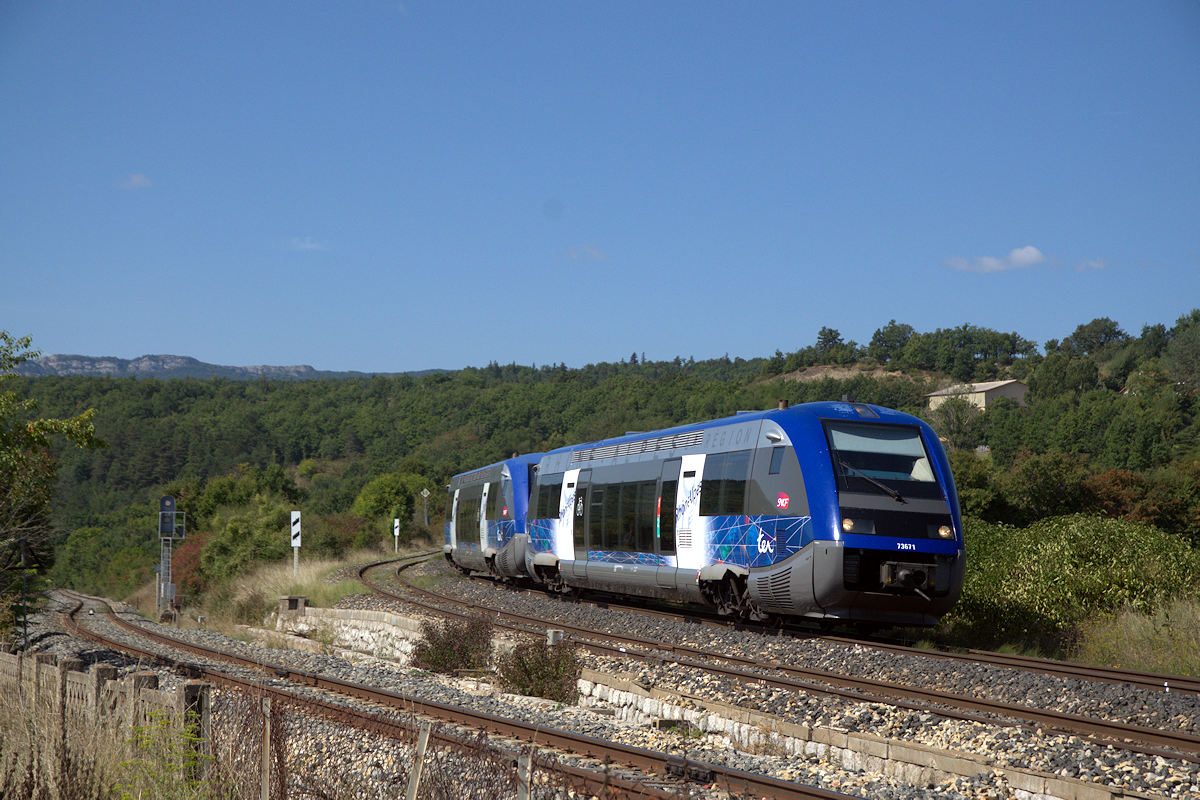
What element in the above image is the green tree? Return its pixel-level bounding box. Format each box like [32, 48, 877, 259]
[1062, 317, 1129, 355]
[1163, 322, 1200, 390]
[1, 332, 100, 641]
[815, 326, 843, 355]
[927, 396, 983, 451]
[867, 320, 915, 364]
[994, 450, 1094, 526]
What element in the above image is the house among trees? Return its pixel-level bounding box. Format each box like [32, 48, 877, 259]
[926, 379, 1028, 411]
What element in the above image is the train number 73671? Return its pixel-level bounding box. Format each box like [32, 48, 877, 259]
[896, 542, 917, 551]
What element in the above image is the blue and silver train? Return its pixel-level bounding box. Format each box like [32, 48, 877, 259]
[444, 400, 964, 627]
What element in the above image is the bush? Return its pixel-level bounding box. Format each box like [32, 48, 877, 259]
[993, 450, 1093, 526]
[231, 588, 271, 625]
[411, 616, 494, 674]
[495, 639, 581, 703]
[941, 514, 1200, 652]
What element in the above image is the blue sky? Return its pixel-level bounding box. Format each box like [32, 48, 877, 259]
[2, 1, 1198, 372]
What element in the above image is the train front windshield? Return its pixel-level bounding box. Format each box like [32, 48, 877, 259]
[824, 421, 942, 500]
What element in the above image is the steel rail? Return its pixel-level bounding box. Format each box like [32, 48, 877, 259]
[57, 588, 860, 800]
[461, 562, 1200, 696]
[364, 561, 1200, 761]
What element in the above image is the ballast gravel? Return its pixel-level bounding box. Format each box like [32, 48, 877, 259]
[16, 569, 1200, 800]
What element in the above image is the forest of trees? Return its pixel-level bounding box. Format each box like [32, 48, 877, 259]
[6, 310, 1199, 602]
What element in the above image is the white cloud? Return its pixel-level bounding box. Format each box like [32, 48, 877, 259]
[286, 237, 328, 252]
[118, 173, 152, 190]
[565, 244, 606, 262]
[1077, 259, 1108, 271]
[945, 245, 1046, 273]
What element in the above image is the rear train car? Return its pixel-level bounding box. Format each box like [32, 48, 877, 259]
[520, 401, 964, 627]
[444, 453, 542, 578]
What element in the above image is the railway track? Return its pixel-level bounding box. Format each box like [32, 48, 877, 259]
[56, 586, 863, 800]
[449, 557, 1200, 698]
[360, 557, 1200, 763]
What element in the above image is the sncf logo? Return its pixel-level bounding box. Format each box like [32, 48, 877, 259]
[776, 493, 790, 510]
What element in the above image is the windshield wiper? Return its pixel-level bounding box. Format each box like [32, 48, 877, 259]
[838, 459, 905, 503]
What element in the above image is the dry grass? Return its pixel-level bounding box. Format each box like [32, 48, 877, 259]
[124, 548, 407, 635]
[0, 682, 243, 799]
[1070, 597, 1200, 678]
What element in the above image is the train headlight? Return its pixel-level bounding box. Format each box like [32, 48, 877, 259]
[841, 517, 875, 534]
[937, 524, 954, 539]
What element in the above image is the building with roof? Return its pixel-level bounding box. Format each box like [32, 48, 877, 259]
[926, 380, 1028, 411]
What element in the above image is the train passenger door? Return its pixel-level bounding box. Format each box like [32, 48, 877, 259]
[557, 469, 580, 560]
[571, 470, 590, 578]
[655, 459, 681, 588]
[674, 454, 706, 572]
[479, 482, 491, 551]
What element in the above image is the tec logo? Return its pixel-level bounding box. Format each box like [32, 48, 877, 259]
[756, 529, 776, 555]
[776, 493, 790, 510]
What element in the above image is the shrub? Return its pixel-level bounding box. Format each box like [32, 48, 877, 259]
[495, 639, 581, 703]
[411, 616, 494, 674]
[947, 450, 1001, 519]
[993, 450, 1094, 525]
[941, 514, 1200, 652]
[231, 588, 271, 625]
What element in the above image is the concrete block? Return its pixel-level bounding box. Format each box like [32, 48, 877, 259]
[813, 727, 848, 749]
[848, 732, 889, 760]
[928, 751, 986, 778]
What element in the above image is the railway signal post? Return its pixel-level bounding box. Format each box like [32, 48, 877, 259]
[291, 511, 301, 577]
[157, 496, 185, 617]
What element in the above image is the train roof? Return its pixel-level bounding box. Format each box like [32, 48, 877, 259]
[540, 401, 926, 456]
[448, 452, 543, 487]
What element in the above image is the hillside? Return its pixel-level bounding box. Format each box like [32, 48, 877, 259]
[16, 353, 444, 381]
[5, 311, 1198, 607]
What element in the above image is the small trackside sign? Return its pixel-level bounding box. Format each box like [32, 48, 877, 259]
[776, 493, 790, 510]
[291, 511, 301, 547]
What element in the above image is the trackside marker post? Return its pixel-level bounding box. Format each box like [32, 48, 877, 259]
[393, 518, 400, 553]
[291, 511, 301, 577]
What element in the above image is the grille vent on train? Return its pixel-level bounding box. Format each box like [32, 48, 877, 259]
[571, 430, 704, 463]
[495, 549, 517, 576]
[759, 570, 795, 610]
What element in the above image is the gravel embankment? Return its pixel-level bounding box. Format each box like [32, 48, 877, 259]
[16, 576, 1200, 800]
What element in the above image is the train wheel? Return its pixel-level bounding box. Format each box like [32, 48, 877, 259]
[537, 565, 569, 594]
[703, 574, 745, 616]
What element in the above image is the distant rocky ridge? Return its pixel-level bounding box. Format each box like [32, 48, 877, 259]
[16, 354, 435, 380]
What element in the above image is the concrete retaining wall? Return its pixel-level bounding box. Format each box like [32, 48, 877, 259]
[577, 668, 1161, 800]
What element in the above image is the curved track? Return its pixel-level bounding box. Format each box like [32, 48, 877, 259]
[362, 557, 1200, 762]
[57, 586, 861, 800]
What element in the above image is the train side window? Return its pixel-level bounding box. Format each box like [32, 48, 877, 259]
[603, 486, 622, 550]
[583, 479, 659, 552]
[455, 483, 483, 542]
[700, 450, 750, 516]
[625, 480, 655, 552]
[588, 487, 606, 550]
[488, 481, 505, 519]
[535, 474, 562, 519]
[769, 447, 785, 475]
